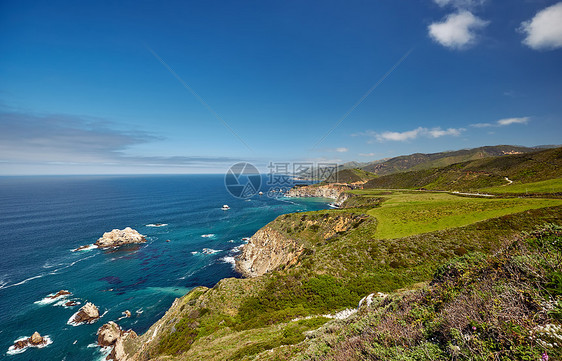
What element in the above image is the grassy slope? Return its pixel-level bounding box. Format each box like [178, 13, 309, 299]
[363, 147, 562, 192]
[326, 168, 377, 183]
[482, 177, 562, 194]
[135, 192, 562, 360]
[279, 225, 562, 361]
[356, 191, 562, 239]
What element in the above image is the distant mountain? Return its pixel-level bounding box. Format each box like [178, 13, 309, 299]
[361, 145, 543, 176]
[363, 146, 562, 191]
[325, 168, 377, 184]
[336, 161, 371, 171]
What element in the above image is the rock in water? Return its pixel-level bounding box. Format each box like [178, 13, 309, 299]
[12, 332, 47, 350]
[30, 332, 44, 345]
[48, 290, 71, 299]
[13, 339, 28, 350]
[73, 302, 100, 324]
[97, 322, 122, 347]
[94, 227, 146, 248]
[123, 310, 131, 318]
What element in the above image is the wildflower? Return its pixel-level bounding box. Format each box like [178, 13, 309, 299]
[472, 326, 476, 331]
[542, 351, 548, 361]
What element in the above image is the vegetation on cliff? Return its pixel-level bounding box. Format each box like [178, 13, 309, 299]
[121, 199, 562, 360]
[282, 224, 562, 360]
[118, 146, 562, 361]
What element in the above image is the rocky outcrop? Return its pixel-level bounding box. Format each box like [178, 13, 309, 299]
[235, 227, 303, 278]
[97, 321, 138, 361]
[30, 331, 44, 345]
[72, 302, 100, 324]
[285, 184, 350, 206]
[95, 227, 146, 248]
[98, 321, 122, 347]
[235, 212, 369, 278]
[11, 332, 48, 351]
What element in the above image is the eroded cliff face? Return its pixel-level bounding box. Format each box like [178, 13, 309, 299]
[235, 211, 369, 278]
[119, 209, 371, 360]
[234, 226, 303, 278]
[285, 184, 350, 205]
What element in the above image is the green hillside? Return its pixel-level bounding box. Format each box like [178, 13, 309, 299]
[361, 145, 545, 175]
[363, 146, 562, 192]
[124, 192, 562, 360]
[121, 146, 562, 361]
[325, 168, 377, 183]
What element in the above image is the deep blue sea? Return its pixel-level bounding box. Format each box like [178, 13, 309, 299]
[0, 175, 329, 360]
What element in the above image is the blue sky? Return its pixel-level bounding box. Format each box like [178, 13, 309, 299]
[1, 0, 561, 174]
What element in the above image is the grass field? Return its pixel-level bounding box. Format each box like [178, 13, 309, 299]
[355, 190, 562, 239]
[132, 185, 562, 361]
[482, 177, 562, 194]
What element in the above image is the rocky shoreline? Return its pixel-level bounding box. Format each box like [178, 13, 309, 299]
[105, 185, 353, 360]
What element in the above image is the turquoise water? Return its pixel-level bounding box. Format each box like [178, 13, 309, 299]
[0, 175, 329, 360]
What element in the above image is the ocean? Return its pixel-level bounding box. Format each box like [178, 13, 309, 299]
[0, 175, 330, 360]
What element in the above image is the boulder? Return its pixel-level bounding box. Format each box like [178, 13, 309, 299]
[95, 227, 146, 248]
[29, 332, 44, 345]
[73, 302, 100, 324]
[13, 339, 28, 350]
[97, 321, 122, 347]
[123, 310, 131, 318]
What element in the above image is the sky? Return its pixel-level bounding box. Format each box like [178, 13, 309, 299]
[1, 0, 561, 175]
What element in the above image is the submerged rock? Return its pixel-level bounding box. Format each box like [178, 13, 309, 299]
[72, 244, 94, 252]
[94, 227, 146, 248]
[73, 302, 100, 324]
[48, 290, 71, 299]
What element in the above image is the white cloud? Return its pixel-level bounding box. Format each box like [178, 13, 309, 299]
[470, 122, 493, 128]
[520, 2, 562, 50]
[427, 127, 464, 137]
[428, 11, 489, 49]
[359, 153, 377, 157]
[357, 127, 465, 142]
[497, 117, 530, 126]
[470, 116, 530, 128]
[335, 147, 349, 153]
[377, 127, 424, 141]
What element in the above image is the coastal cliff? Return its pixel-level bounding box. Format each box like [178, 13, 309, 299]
[235, 211, 369, 278]
[234, 226, 303, 278]
[285, 184, 350, 205]
[115, 205, 562, 361]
